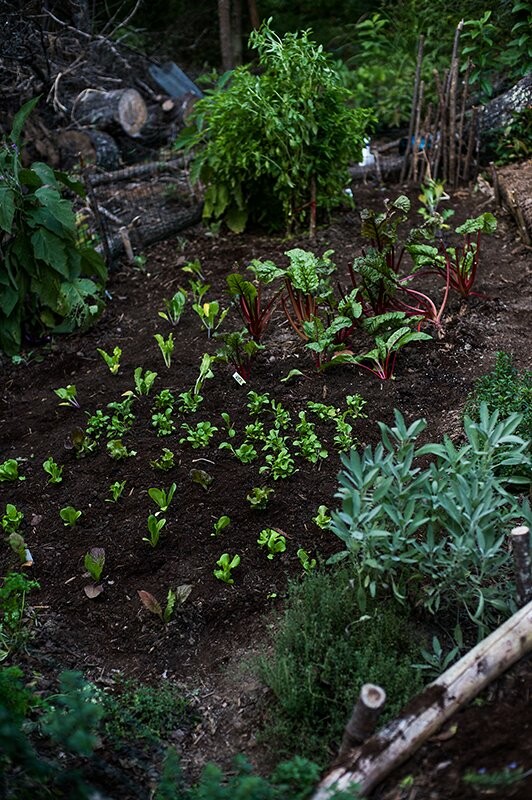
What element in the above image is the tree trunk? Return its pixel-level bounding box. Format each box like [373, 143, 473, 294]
[72, 88, 148, 137]
[58, 129, 121, 170]
[313, 598, 532, 799]
[494, 159, 532, 246]
[218, 0, 233, 72]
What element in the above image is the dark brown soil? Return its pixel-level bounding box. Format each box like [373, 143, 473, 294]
[1, 184, 531, 799]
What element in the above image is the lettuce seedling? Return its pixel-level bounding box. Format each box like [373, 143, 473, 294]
[257, 529, 287, 559]
[246, 486, 274, 510]
[84, 547, 105, 582]
[154, 332, 175, 368]
[189, 468, 213, 491]
[138, 585, 192, 622]
[158, 290, 187, 325]
[143, 515, 167, 547]
[133, 367, 158, 396]
[60, 506, 82, 527]
[106, 480, 126, 503]
[150, 448, 175, 471]
[2, 504, 23, 534]
[0, 459, 24, 482]
[43, 456, 63, 485]
[212, 515, 231, 537]
[97, 346, 122, 374]
[214, 553, 240, 584]
[54, 384, 80, 408]
[313, 505, 331, 529]
[297, 548, 317, 573]
[107, 439, 136, 460]
[148, 483, 176, 513]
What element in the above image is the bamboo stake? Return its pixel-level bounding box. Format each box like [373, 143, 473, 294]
[510, 526, 532, 605]
[456, 60, 471, 184]
[400, 35, 424, 184]
[448, 21, 463, 188]
[430, 69, 444, 180]
[312, 598, 532, 799]
[337, 685, 387, 760]
[411, 80, 425, 183]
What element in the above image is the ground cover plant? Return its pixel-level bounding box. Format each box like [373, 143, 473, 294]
[1, 183, 531, 799]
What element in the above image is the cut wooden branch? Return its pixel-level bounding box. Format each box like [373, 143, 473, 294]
[58, 129, 121, 171]
[72, 88, 148, 136]
[337, 684, 387, 761]
[86, 158, 185, 186]
[510, 526, 532, 606]
[100, 204, 203, 261]
[495, 160, 532, 246]
[448, 22, 463, 187]
[312, 598, 532, 799]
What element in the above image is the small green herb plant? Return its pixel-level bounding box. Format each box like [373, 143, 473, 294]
[2, 504, 23, 535]
[0, 572, 40, 660]
[247, 486, 274, 510]
[59, 506, 82, 527]
[214, 553, 240, 584]
[107, 439, 136, 460]
[43, 457, 63, 485]
[150, 448, 175, 471]
[180, 421, 218, 449]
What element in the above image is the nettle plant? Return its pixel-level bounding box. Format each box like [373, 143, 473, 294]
[0, 98, 107, 355]
[330, 404, 532, 639]
[175, 21, 373, 233]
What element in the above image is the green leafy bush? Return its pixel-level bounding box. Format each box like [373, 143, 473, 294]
[176, 21, 374, 232]
[0, 98, 107, 354]
[465, 352, 531, 440]
[331, 405, 531, 638]
[258, 567, 423, 763]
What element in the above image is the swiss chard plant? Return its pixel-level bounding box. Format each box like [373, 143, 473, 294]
[214, 329, 263, 380]
[0, 97, 107, 355]
[154, 333, 174, 368]
[158, 289, 187, 325]
[226, 273, 280, 342]
[54, 385, 80, 409]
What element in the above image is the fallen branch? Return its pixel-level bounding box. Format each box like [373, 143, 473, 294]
[312, 598, 532, 799]
[87, 158, 185, 186]
[100, 204, 203, 261]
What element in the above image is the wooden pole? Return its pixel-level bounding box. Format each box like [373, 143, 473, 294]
[410, 80, 424, 183]
[400, 35, 424, 184]
[510, 526, 532, 606]
[337, 684, 386, 760]
[312, 598, 532, 799]
[456, 60, 471, 184]
[448, 22, 463, 188]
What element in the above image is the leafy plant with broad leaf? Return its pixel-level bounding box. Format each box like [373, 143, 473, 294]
[0, 97, 107, 355]
[213, 553, 240, 584]
[148, 483, 176, 513]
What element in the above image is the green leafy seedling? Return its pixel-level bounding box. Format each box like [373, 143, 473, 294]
[190, 469, 213, 491]
[246, 486, 274, 510]
[133, 366, 158, 396]
[297, 548, 317, 573]
[138, 585, 192, 623]
[150, 448, 176, 471]
[159, 290, 187, 325]
[107, 439, 136, 460]
[313, 505, 331, 529]
[2, 504, 23, 534]
[97, 346, 122, 374]
[148, 483, 176, 513]
[106, 480, 126, 503]
[212, 515, 231, 537]
[43, 456, 63, 485]
[214, 553, 240, 584]
[54, 384, 80, 408]
[143, 515, 166, 547]
[0, 459, 24, 482]
[60, 506, 82, 527]
[154, 332, 174, 368]
[84, 547, 105, 582]
[8, 532, 31, 564]
[257, 528, 287, 559]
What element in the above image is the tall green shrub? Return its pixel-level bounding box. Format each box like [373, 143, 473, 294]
[0, 98, 107, 355]
[176, 21, 374, 233]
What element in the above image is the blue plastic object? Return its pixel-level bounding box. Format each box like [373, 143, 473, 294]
[148, 62, 203, 100]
